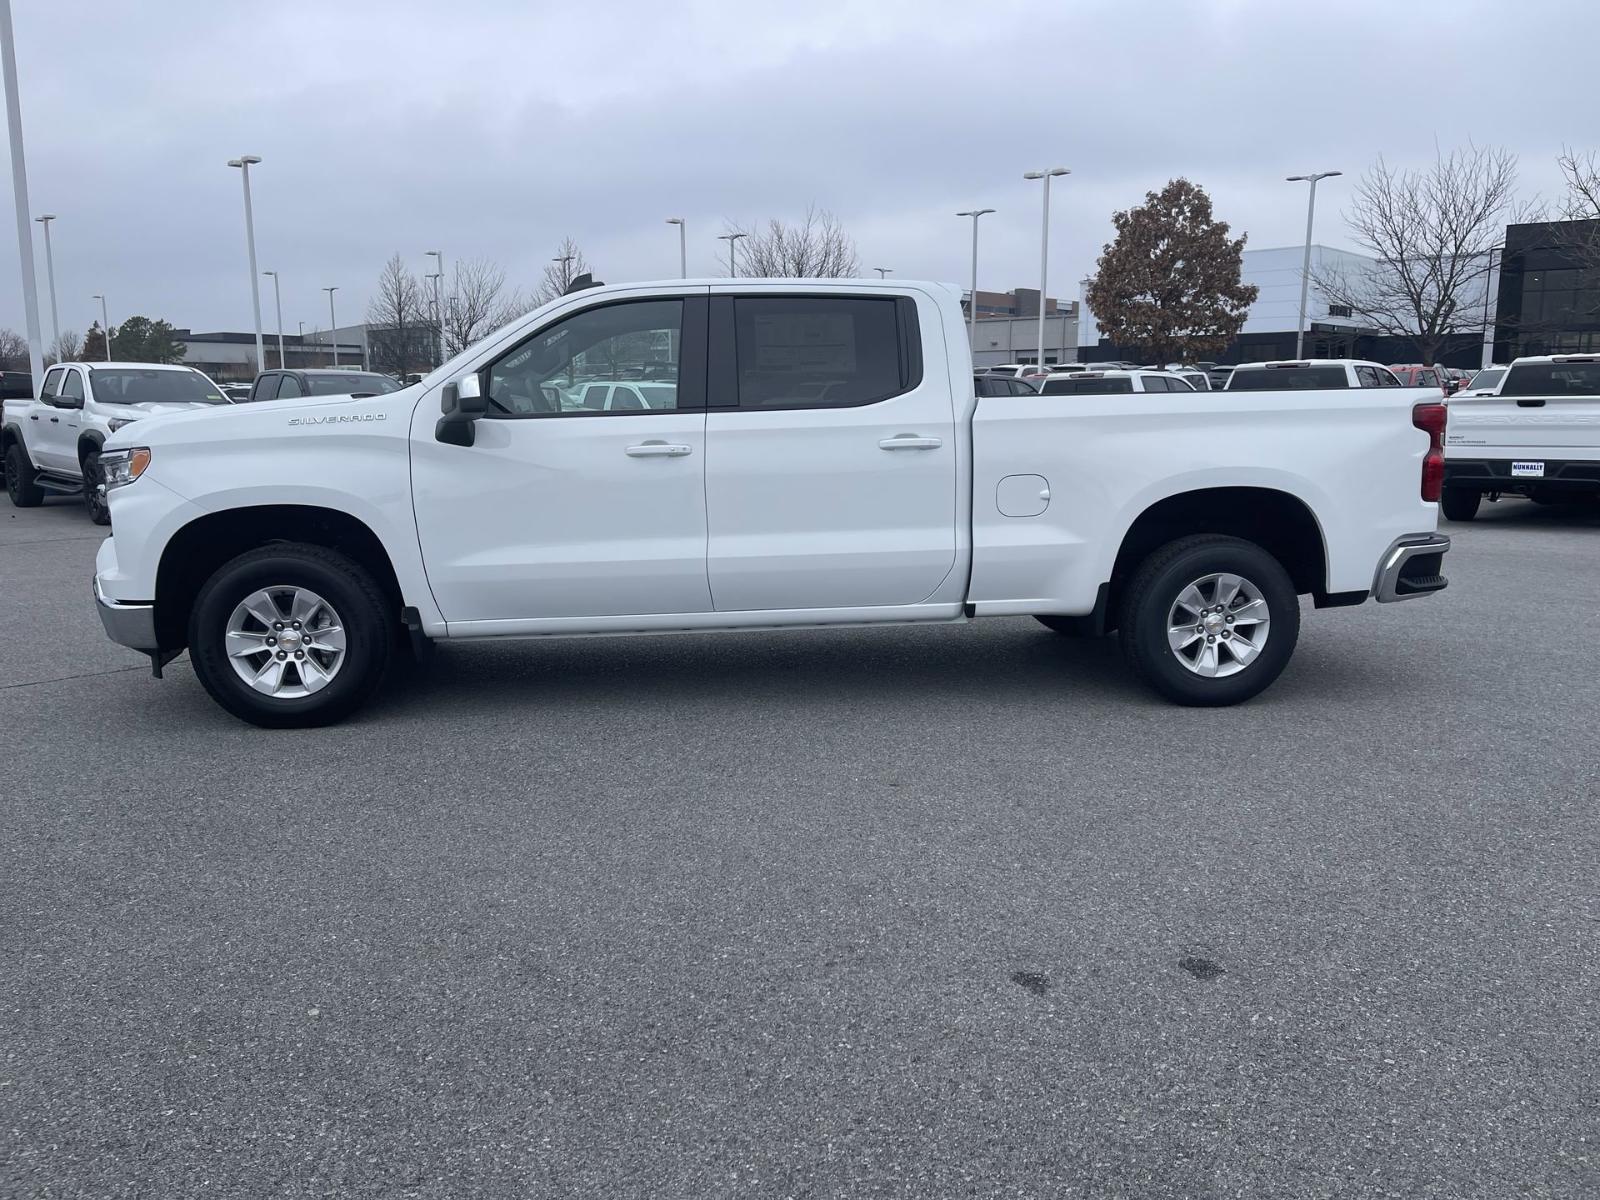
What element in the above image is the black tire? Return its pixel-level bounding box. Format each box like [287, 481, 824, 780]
[187, 543, 393, 728]
[82, 450, 110, 525]
[5, 442, 43, 507]
[1440, 488, 1480, 522]
[1118, 534, 1300, 707]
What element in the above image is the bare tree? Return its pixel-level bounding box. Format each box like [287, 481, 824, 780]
[729, 205, 858, 278]
[535, 237, 591, 305]
[47, 330, 82, 365]
[442, 257, 527, 355]
[1314, 145, 1528, 364]
[0, 328, 27, 370]
[366, 253, 431, 377]
[1551, 146, 1600, 280]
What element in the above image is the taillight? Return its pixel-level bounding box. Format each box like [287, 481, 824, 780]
[1413, 402, 1447, 502]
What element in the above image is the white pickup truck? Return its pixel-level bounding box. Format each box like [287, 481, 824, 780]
[1441, 354, 1600, 520]
[92, 279, 1452, 727]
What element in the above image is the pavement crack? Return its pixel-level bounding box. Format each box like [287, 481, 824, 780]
[0, 664, 156, 691]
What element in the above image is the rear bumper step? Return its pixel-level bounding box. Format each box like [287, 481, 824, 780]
[1373, 533, 1451, 603]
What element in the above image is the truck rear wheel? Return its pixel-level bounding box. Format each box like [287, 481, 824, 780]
[1440, 488, 1480, 522]
[1118, 535, 1299, 707]
[5, 443, 43, 507]
[187, 543, 393, 728]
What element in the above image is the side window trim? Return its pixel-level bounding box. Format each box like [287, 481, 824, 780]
[480, 296, 706, 419]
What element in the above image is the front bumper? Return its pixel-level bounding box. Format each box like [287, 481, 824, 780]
[94, 574, 159, 650]
[1373, 533, 1451, 603]
[1443, 458, 1600, 494]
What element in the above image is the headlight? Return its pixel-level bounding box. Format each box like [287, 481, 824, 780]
[107, 417, 137, 433]
[100, 447, 151, 490]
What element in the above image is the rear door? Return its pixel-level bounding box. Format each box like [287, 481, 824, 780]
[1446, 357, 1600, 457]
[703, 289, 957, 611]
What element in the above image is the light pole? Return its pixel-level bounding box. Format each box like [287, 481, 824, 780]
[297, 320, 304, 361]
[1024, 167, 1070, 370]
[322, 286, 339, 367]
[956, 208, 995, 341]
[1480, 244, 1503, 370]
[873, 267, 892, 279]
[1287, 170, 1341, 359]
[666, 217, 687, 278]
[426, 249, 444, 368]
[718, 232, 746, 278]
[262, 270, 285, 367]
[1, 0, 46, 386]
[227, 155, 265, 371]
[92, 293, 110, 360]
[34, 213, 58, 349]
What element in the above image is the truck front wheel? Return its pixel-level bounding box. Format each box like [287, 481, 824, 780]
[187, 543, 393, 728]
[5, 443, 43, 507]
[1118, 535, 1300, 707]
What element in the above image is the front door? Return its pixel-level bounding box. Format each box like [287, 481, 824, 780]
[703, 291, 958, 611]
[36, 366, 83, 472]
[411, 293, 712, 627]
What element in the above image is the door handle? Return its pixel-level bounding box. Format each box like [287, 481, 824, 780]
[29, 413, 39, 420]
[49, 416, 59, 423]
[878, 435, 943, 450]
[625, 441, 693, 458]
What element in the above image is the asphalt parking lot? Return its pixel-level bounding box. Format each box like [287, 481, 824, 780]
[3, 496, 1598, 1199]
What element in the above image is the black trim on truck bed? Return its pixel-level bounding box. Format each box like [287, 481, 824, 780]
[1444, 459, 1600, 494]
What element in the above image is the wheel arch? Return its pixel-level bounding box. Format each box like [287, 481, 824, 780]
[1104, 486, 1330, 631]
[77, 430, 105, 464]
[153, 504, 404, 650]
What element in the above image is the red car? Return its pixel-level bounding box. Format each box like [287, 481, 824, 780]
[1387, 364, 1449, 392]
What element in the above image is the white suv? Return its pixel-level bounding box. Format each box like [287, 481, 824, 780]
[1, 361, 228, 524]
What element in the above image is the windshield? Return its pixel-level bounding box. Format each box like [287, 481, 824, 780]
[1500, 361, 1600, 397]
[1040, 376, 1135, 395]
[1465, 368, 1505, 391]
[1228, 366, 1349, 390]
[303, 373, 401, 396]
[89, 368, 227, 405]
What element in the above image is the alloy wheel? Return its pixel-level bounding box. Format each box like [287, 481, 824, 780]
[1165, 572, 1270, 678]
[224, 586, 348, 698]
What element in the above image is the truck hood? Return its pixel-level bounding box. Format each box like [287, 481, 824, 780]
[103, 387, 418, 452]
[109, 400, 223, 420]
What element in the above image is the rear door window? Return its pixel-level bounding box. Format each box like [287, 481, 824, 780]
[1356, 366, 1381, 388]
[278, 375, 303, 398]
[731, 297, 914, 408]
[40, 367, 62, 397]
[252, 374, 282, 402]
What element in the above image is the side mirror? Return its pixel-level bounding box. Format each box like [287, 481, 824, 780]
[435, 373, 487, 446]
[53, 393, 83, 410]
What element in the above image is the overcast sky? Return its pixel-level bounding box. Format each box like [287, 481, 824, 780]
[0, 0, 1592, 341]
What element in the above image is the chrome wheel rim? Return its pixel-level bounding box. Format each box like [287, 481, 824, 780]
[224, 586, 347, 698]
[1166, 572, 1270, 678]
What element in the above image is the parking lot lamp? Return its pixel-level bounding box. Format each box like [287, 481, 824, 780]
[1024, 168, 1070, 369]
[322, 287, 339, 367]
[262, 270, 285, 367]
[1286, 171, 1341, 358]
[956, 208, 995, 337]
[718, 231, 746, 278]
[426, 250, 444, 367]
[226, 156, 265, 371]
[92, 293, 110, 359]
[666, 218, 687, 278]
[34, 214, 58, 348]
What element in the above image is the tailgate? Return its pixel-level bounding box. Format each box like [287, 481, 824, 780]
[1446, 393, 1600, 453]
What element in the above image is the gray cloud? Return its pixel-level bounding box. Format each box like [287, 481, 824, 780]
[0, 0, 1588, 340]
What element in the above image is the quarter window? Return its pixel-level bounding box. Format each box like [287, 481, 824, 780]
[732, 297, 910, 408]
[487, 299, 683, 417]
